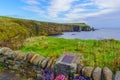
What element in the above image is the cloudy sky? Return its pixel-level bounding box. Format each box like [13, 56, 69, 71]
[0, 0, 120, 28]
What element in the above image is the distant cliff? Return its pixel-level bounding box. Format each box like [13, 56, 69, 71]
[0, 16, 94, 48]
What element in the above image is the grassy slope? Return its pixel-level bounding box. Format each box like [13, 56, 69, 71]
[0, 16, 92, 49]
[0, 16, 92, 36]
[20, 36, 120, 73]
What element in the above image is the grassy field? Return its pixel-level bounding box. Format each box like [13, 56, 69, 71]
[20, 36, 120, 73]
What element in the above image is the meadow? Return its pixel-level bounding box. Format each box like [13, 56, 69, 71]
[20, 36, 120, 73]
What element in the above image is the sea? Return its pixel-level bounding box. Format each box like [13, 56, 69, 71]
[53, 29, 120, 40]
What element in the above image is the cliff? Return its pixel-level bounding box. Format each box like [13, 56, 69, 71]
[0, 16, 94, 48]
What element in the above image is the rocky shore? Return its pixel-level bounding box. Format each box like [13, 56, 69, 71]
[0, 47, 120, 80]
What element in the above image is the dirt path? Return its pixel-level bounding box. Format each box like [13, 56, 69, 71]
[0, 69, 26, 80]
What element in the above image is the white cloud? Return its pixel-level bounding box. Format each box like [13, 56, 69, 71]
[22, 0, 120, 23]
[22, 6, 44, 14]
[47, 0, 78, 18]
[94, 0, 120, 9]
[23, 0, 40, 5]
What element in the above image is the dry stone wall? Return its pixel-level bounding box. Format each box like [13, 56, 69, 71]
[0, 47, 120, 80]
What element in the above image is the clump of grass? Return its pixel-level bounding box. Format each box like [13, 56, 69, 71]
[0, 63, 4, 71]
[20, 36, 120, 72]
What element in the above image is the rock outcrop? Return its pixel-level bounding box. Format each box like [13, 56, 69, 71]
[92, 67, 102, 80]
[103, 67, 113, 80]
[82, 66, 94, 78]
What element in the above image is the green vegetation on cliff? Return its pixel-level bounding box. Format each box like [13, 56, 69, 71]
[0, 16, 93, 48]
[20, 36, 120, 73]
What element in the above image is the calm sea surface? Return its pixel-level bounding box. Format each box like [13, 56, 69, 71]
[53, 29, 120, 40]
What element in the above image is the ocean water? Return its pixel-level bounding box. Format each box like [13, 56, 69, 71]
[53, 29, 120, 40]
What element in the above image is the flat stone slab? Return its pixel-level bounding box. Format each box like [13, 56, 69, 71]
[55, 54, 81, 75]
[62, 55, 74, 63]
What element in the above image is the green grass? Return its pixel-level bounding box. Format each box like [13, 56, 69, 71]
[20, 36, 120, 73]
[0, 16, 93, 49]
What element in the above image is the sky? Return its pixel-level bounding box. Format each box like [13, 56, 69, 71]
[0, 0, 120, 28]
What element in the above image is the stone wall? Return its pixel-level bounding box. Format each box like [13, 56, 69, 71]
[0, 47, 119, 80]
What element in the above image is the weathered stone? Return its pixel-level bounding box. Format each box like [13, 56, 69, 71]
[24, 53, 34, 61]
[32, 56, 42, 65]
[51, 59, 56, 69]
[70, 63, 77, 72]
[27, 78, 34, 80]
[55, 54, 78, 75]
[92, 67, 102, 80]
[38, 56, 45, 66]
[6, 60, 15, 65]
[13, 51, 25, 60]
[103, 67, 113, 80]
[115, 71, 120, 80]
[0, 47, 14, 58]
[41, 57, 50, 69]
[0, 48, 1, 53]
[12, 51, 17, 58]
[33, 56, 40, 65]
[47, 57, 54, 68]
[7, 51, 14, 58]
[77, 64, 83, 74]
[13, 51, 21, 58]
[0, 47, 12, 55]
[30, 54, 39, 63]
[0, 57, 6, 63]
[36, 74, 42, 80]
[82, 66, 94, 78]
[72, 54, 82, 64]
[36, 69, 42, 74]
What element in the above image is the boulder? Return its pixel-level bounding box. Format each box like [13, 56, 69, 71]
[72, 54, 82, 64]
[0, 47, 12, 55]
[24, 53, 34, 61]
[82, 66, 94, 78]
[5, 60, 15, 65]
[0, 57, 6, 63]
[12, 64, 20, 70]
[77, 64, 83, 74]
[115, 71, 120, 80]
[47, 57, 54, 68]
[103, 67, 113, 80]
[41, 57, 50, 69]
[32, 56, 43, 65]
[7, 51, 14, 58]
[92, 67, 102, 80]
[50, 59, 56, 69]
[13, 51, 25, 60]
[36, 74, 42, 80]
[38, 56, 45, 66]
[30, 54, 39, 63]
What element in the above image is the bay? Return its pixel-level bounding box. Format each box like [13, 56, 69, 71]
[53, 29, 120, 40]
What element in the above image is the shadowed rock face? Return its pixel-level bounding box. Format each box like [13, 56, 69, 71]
[73, 26, 80, 32]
